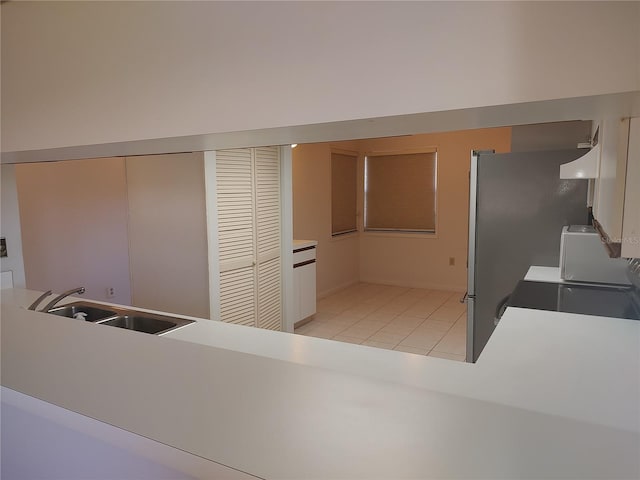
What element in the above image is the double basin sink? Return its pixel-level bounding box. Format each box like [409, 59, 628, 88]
[47, 301, 195, 335]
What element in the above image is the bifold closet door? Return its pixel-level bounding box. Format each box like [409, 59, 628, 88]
[255, 147, 281, 330]
[215, 146, 281, 330]
[216, 148, 257, 327]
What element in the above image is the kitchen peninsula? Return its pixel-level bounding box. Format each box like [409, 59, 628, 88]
[1, 287, 639, 479]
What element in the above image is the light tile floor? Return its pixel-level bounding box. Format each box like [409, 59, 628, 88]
[294, 283, 467, 362]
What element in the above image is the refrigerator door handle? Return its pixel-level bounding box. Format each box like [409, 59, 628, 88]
[467, 152, 479, 298]
[494, 294, 511, 326]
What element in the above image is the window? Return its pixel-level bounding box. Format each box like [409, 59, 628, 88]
[364, 150, 437, 233]
[331, 151, 358, 236]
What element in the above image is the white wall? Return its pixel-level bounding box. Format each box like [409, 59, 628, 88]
[15, 159, 132, 304]
[1, 165, 26, 288]
[13, 153, 210, 316]
[293, 142, 361, 297]
[126, 153, 209, 318]
[2, 1, 638, 152]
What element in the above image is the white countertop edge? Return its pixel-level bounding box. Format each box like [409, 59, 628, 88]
[293, 239, 317, 250]
[524, 265, 564, 283]
[524, 265, 632, 286]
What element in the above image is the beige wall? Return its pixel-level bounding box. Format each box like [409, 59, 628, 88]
[359, 129, 512, 291]
[13, 154, 210, 316]
[15, 159, 132, 304]
[293, 128, 511, 294]
[2, 2, 638, 152]
[293, 142, 361, 297]
[126, 153, 209, 318]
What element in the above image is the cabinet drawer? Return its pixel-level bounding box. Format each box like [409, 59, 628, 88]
[293, 247, 316, 265]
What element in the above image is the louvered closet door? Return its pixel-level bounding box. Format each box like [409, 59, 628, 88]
[255, 147, 281, 330]
[216, 148, 257, 327]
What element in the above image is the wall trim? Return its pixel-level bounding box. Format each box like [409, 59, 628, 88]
[203, 151, 221, 321]
[280, 146, 294, 333]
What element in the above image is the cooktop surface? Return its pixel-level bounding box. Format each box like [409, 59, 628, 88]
[507, 280, 640, 320]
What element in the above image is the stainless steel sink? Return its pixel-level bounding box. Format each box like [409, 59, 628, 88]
[47, 302, 117, 322]
[98, 315, 180, 335]
[45, 300, 195, 335]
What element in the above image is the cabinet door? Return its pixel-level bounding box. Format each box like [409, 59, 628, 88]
[592, 118, 629, 243]
[293, 267, 302, 323]
[298, 263, 317, 321]
[622, 117, 640, 258]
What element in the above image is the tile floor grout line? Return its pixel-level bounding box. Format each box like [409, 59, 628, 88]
[297, 283, 466, 360]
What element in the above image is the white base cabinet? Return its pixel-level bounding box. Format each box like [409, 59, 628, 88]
[293, 241, 317, 324]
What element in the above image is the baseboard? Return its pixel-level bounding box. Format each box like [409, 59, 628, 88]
[318, 277, 465, 299]
[293, 316, 314, 329]
[317, 279, 359, 300]
[358, 276, 466, 293]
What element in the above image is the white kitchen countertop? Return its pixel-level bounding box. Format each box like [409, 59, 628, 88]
[293, 239, 317, 250]
[524, 265, 565, 283]
[1, 287, 639, 478]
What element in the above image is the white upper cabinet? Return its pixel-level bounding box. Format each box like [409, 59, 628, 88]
[621, 118, 640, 258]
[591, 117, 639, 258]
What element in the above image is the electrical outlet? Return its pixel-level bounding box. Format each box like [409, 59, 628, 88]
[449, 257, 455, 266]
[106, 287, 115, 299]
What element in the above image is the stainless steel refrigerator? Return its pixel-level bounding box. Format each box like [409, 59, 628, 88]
[466, 149, 590, 362]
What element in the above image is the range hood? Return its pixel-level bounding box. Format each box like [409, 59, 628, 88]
[559, 143, 600, 179]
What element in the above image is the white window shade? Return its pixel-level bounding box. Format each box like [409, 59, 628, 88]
[365, 151, 437, 232]
[331, 152, 358, 235]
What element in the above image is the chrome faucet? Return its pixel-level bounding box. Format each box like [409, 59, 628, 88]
[27, 290, 53, 310]
[40, 287, 86, 312]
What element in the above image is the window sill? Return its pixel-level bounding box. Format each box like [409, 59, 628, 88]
[362, 230, 438, 240]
